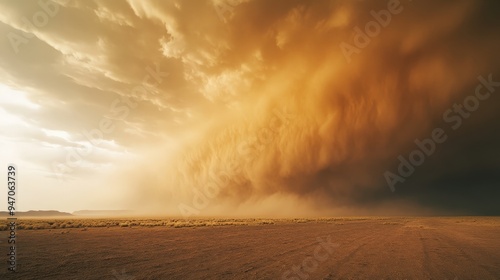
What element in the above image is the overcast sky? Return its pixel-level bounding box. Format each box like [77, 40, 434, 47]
[1, 0, 499, 216]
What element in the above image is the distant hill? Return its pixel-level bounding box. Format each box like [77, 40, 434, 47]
[72, 210, 134, 217]
[0, 210, 73, 217]
[0, 210, 134, 218]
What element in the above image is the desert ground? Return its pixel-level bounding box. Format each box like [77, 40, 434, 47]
[1, 217, 499, 279]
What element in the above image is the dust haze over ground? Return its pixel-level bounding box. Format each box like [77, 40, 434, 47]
[1, 0, 499, 215]
[118, 0, 500, 217]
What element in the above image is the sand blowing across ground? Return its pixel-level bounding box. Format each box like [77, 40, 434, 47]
[1, 216, 499, 279]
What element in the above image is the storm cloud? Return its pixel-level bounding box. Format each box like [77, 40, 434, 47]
[1, 0, 499, 215]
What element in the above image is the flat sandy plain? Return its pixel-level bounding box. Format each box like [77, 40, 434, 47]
[1, 217, 499, 279]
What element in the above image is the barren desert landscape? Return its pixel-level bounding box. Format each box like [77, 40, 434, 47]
[1, 216, 500, 279]
[2, 0, 500, 279]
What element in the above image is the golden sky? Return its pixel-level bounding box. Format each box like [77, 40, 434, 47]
[1, 0, 499, 216]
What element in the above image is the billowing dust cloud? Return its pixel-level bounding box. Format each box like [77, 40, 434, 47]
[120, 0, 500, 217]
